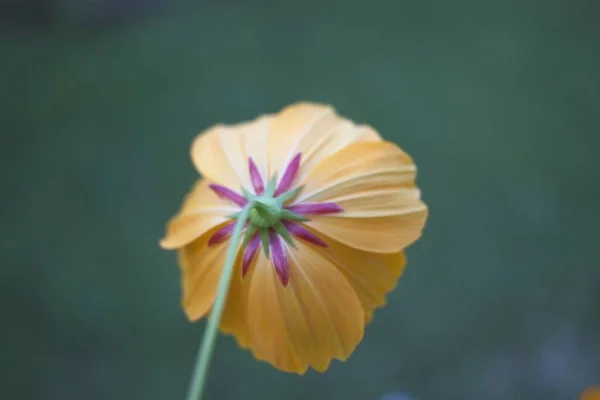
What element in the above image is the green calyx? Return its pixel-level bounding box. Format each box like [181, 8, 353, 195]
[234, 185, 306, 256]
[248, 198, 282, 228]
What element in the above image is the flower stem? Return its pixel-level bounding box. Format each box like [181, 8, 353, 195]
[185, 203, 253, 400]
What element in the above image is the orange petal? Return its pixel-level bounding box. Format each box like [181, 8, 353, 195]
[311, 233, 407, 323]
[305, 213, 427, 254]
[298, 141, 428, 253]
[177, 226, 252, 347]
[178, 226, 235, 321]
[191, 115, 272, 191]
[160, 180, 238, 250]
[245, 241, 364, 373]
[219, 251, 252, 349]
[268, 102, 381, 183]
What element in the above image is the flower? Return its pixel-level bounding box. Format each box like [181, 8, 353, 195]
[160, 102, 428, 374]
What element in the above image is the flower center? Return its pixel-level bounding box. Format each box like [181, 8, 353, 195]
[207, 153, 343, 286]
[248, 198, 282, 228]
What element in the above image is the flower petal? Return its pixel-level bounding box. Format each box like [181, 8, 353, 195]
[178, 226, 233, 321]
[306, 214, 427, 254]
[298, 141, 428, 253]
[191, 115, 272, 192]
[268, 102, 381, 184]
[177, 231, 254, 350]
[311, 235, 407, 323]
[180, 227, 255, 349]
[160, 180, 238, 250]
[245, 241, 364, 373]
[220, 248, 253, 349]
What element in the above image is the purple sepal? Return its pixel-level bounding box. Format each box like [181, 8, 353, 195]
[208, 222, 235, 246]
[269, 230, 290, 286]
[283, 221, 327, 247]
[209, 184, 247, 207]
[288, 202, 343, 216]
[248, 157, 264, 195]
[274, 153, 301, 196]
[242, 233, 261, 277]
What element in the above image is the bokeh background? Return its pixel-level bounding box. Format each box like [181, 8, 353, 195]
[2, 1, 599, 399]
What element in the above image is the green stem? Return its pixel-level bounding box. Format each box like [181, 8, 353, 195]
[185, 203, 253, 400]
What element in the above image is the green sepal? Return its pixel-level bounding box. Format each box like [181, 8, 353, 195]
[251, 205, 279, 227]
[280, 209, 309, 222]
[259, 228, 270, 258]
[264, 176, 277, 197]
[241, 187, 257, 202]
[242, 225, 257, 249]
[277, 185, 304, 204]
[273, 221, 296, 248]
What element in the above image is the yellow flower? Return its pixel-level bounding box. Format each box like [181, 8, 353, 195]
[160, 102, 428, 374]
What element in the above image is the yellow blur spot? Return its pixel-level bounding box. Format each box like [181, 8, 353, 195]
[581, 386, 600, 400]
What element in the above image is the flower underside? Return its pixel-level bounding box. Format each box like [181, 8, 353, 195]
[207, 153, 342, 286]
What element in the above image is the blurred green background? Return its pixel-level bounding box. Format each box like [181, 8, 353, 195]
[2, 1, 599, 399]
